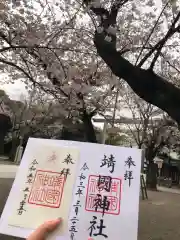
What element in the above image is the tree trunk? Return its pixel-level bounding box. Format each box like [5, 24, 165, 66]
[0, 131, 5, 155]
[146, 161, 158, 190]
[145, 147, 158, 190]
[81, 111, 97, 143]
[0, 114, 12, 156]
[9, 137, 20, 161]
[94, 32, 180, 125]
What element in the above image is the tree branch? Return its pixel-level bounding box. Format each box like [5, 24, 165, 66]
[135, 1, 169, 65]
[0, 57, 61, 99]
[139, 11, 180, 68]
[94, 32, 180, 124]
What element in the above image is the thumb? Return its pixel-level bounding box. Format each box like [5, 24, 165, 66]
[27, 218, 62, 240]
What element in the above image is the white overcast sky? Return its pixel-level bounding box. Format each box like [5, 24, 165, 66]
[1, 81, 27, 100]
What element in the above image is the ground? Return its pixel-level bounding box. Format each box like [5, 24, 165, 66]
[139, 190, 180, 240]
[1, 179, 180, 240]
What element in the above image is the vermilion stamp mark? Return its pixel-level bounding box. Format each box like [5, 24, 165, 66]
[85, 175, 121, 215]
[28, 170, 65, 208]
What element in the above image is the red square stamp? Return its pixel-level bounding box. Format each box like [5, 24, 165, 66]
[28, 170, 65, 208]
[85, 175, 121, 215]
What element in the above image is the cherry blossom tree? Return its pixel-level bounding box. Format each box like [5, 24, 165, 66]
[0, 87, 66, 159]
[1, 0, 180, 143]
[0, 0, 122, 142]
[83, 0, 180, 126]
[121, 86, 179, 188]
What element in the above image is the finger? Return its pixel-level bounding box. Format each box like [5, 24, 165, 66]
[27, 218, 62, 240]
[88, 237, 94, 240]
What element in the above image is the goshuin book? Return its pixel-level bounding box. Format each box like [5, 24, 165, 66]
[0, 138, 142, 240]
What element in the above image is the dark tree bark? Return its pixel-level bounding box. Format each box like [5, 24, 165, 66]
[94, 32, 180, 125]
[81, 110, 97, 143]
[0, 131, 5, 155]
[0, 114, 12, 155]
[146, 161, 158, 190]
[145, 147, 158, 190]
[60, 111, 97, 143]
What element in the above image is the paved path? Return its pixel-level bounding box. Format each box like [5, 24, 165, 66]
[0, 178, 22, 240]
[0, 164, 18, 178]
[139, 190, 180, 240]
[157, 186, 180, 194]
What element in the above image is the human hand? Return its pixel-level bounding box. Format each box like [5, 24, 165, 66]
[27, 218, 61, 240]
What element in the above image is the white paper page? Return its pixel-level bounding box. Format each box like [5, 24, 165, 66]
[68, 144, 142, 240]
[2, 139, 80, 238]
[0, 138, 141, 240]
